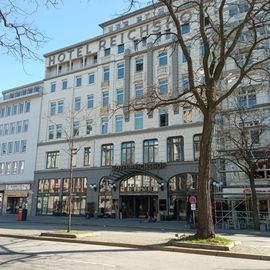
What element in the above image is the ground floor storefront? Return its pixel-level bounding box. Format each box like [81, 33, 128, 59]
[33, 162, 200, 220]
[0, 184, 32, 215]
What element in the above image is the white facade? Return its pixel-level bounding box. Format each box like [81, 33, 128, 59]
[0, 82, 42, 214]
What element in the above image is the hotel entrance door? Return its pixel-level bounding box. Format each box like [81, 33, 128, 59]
[121, 196, 158, 218]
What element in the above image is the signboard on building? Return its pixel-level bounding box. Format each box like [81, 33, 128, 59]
[6, 184, 30, 191]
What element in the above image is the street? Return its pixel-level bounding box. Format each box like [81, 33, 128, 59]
[0, 237, 269, 270]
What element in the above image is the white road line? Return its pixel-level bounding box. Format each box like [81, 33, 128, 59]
[61, 258, 117, 268]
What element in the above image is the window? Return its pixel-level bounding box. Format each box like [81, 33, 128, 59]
[73, 121, 79, 136]
[115, 115, 123, 133]
[23, 120, 29, 132]
[101, 144, 114, 166]
[121, 141, 135, 165]
[165, 29, 171, 39]
[0, 125, 2, 136]
[4, 124, 9, 135]
[159, 51, 168, 66]
[74, 97, 81, 111]
[142, 37, 147, 47]
[84, 147, 91, 166]
[136, 58, 143, 72]
[182, 45, 191, 63]
[116, 89, 124, 105]
[102, 92, 109, 107]
[6, 162, 11, 175]
[6, 106, 11, 116]
[118, 44, 125, 54]
[50, 102, 56, 116]
[8, 142, 13, 154]
[86, 120, 93, 135]
[76, 76, 82, 87]
[143, 139, 158, 163]
[159, 108, 169, 127]
[103, 68, 110, 81]
[238, 88, 256, 107]
[135, 112, 143, 130]
[117, 63, 125, 79]
[182, 74, 189, 91]
[183, 105, 192, 123]
[12, 105, 17, 115]
[0, 162, 4, 175]
[1, 143, 7, 155]
[10, 122, 16, 134]
[181, 23, 190, 34]
[18, 161, 25, 174]
[46, 151, 59, 169]
[194, 134, 202, 161]
[87, 95, 94, 109]
[14, 141, 20, 153]
[56, 124, 62, 139]
[18, 103, 24, 114]
[137, 16, 142, 22]
[104, 48, 111, 57]
[159, 79, 168, 95]
[135, 84, 143, 98]
[21, 140, 27, 152]
[51, 82, 56, 92]
[25, 101, 31, 112]
[0, 108, 4, 118]
[88, 73, 95, 84]
[167, 136, 184, 162]
[62, 80, 68, 90]
[48, 125, 54, 140]
[58, 100, 64, 114]
[71, 149, 77, 167]
[101, 118, 108, 134]
[134, 39, 139, 50]
[17, 121, 22, 133]
[12, 161, 18, 175]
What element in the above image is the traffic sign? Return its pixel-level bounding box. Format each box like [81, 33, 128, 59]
[191, 203, 196, 211]
[189, 196, 197, 204]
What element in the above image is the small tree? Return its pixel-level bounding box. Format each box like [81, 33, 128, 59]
[216, 100, 270, 230]
[126, 0, 270, 238]
[48, 107, 91, 232]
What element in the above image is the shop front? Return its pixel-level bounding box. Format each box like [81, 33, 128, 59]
[36, 177, 87, 216]
[0, 188, 4, 214]
[5, 184, 31, 214]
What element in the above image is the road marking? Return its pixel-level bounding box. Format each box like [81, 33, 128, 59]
[63, 258, 117, 268]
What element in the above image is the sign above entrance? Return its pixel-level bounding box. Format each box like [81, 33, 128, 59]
[6, 184, 30, 191]
[189, 196, 197, 204]
[112, 163, 166, 171]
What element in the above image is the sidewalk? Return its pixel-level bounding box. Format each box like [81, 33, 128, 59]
[0, 214, 270, 260]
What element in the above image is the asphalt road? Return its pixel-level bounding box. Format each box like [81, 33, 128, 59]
[0, 237, 270, 270]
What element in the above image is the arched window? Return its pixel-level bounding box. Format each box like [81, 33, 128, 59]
[120, 175, 158, 192]
[169, 173, 197, 192]
[99, 178, 112, 193]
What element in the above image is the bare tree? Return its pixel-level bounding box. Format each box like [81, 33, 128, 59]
[0, 0, 59, 61]
[216, 99, 270, 230]
[47, 106, 91, 232]
[127, 0, 270, 238]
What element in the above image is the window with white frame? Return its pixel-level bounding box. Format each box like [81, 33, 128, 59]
[118, 44, 125, 54]
[21, 140, 27, 152]
[25, 101, 30, 113]
[56, 124, 62, 139]
[48, 125, 54, 140]
[50, 102, 56, 116]
[17, 121, 22, 133]
[86, 119, 93, 135]
[8, 142, 13, 154]
[101, 118, 108, 135]
[88, 73, 95, 84]
[181, 23, 190, 34]
[87, 95, 94, 109]
[23, 120, 29, 132]
[116, 89, 124, 105]
[104, 48, 111, 57]
[51, 82, 56, 92]
[74, 97, 81, 111]
[135, 84, 143, 98]
[238, 87, 256, 107]
[12, 104, 17, 115]
[183, 105, 192, 123]
[135, 112, 143, 130]
[46, 151, 59, 169]
[62, 79, 68, 90]
[84, 147, 91, 166]
[1, 143, 7, 155]
[76, 76, 82, 87]
[115, 115, 123, 133]
[18, 160, 25, 174]
[14, 141, 20, 153]
[159, 51, 168, 66]
[73, 121, 80, 136]
[182, 74, 189, 91]
[159, 79, 168, 95]
[121, 141, 135, 165]
[136, 58, 143, 72]
[143, 139, 158, 163]
[102, 92, 109, 107]
[58, 100, 64, 114]
[194, 134, 202, 161]
[101, 144, 114, 166]
[167, 136, 184, 162]
[103, 67, 110, 81]
[117, 63, 125, 79]
[159, 108, 169, 127]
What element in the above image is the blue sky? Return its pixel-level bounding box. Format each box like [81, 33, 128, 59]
[0, 0, 148, 94]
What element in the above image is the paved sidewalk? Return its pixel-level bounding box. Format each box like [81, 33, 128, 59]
[0, 214, 270, 260]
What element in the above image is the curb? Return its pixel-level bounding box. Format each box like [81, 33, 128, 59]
[0, 233, 270, 261]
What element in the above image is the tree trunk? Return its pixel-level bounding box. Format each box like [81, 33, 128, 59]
[249, 172, 260, 231]
[196, 110, 215, 239]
